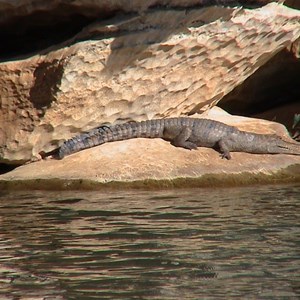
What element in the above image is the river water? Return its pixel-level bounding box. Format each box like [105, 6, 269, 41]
[0, 184, 299, 299]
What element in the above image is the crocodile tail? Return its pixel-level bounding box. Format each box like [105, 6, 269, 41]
[57, 119, 166, 159]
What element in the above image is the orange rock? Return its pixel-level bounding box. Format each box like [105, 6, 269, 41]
[1, 108, 299, 188]
[0, 3, 300, 163]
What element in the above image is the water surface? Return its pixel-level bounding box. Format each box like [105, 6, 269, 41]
[0, 184, 299, 299]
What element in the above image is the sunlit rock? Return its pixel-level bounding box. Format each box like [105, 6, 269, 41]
[0, 108, 299, 189]
[0, 3, 300, 164]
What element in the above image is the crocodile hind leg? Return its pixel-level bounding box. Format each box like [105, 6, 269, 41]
[171, 127, 198, 150]
[218, 139, 232, 160]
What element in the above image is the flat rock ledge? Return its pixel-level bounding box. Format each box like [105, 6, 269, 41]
[1, 110, 299, 190]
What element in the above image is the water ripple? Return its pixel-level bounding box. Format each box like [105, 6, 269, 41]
[0, 184, 299, 299]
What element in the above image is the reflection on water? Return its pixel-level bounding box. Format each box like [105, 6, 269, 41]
[0, 185, 299, 299]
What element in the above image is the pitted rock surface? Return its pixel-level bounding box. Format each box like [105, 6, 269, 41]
[0, 3, 300, 163]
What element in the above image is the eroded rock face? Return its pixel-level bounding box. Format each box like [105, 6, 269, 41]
[219, 48, 300, 117]
[0, 0, 278, 25]
[0, 108, 299, 188]
[0, 0, 277, 59]
[0, 3, 300, 164]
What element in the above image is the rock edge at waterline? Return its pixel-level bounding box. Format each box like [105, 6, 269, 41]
[1, 111, 300, 190]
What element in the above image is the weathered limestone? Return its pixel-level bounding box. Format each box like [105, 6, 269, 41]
[0, 108, 299, 189]
[0, 1, 279, 25]
[1, 3, 300, 164]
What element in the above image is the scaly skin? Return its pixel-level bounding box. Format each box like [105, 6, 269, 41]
[55, 118, 300, 160]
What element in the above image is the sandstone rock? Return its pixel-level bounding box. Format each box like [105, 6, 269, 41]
[0, 0, 278, 25]
[0, 3, 300, 164]
[0, 0, 277, 59]
[219, 47, 300, 116]
[0, 108, 299, 189]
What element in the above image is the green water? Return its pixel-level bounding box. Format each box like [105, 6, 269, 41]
[0, 184, 299, 299]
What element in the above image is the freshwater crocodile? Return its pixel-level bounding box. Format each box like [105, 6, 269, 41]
[54, 118, 300, 160]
